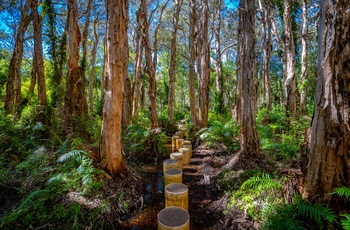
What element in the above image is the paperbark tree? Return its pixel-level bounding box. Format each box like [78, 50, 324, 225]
[197, 0, 210, 129]
[64, 0, 88, 132]
[302, 0, 350, 204]
[4, 0, 32, 116]
[299, 0, 308, 114]
[283, 0, 297, 117]
[81, 0, 93, 72]
[32, 0, 47, 107]
[140, 0, 158, 129]
[237, 0, 259, 157]
[188, 0, 198, 128]
[99, 0, 128, 178]
[88, 16, 100, 113]
[168, 0, 183, 122]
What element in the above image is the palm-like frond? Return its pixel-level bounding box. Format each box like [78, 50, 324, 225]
[331, 187, 350, 200]
[58, 149, 87, 163]
[241, 173, 281, 190]
[340, 213, 350, 230]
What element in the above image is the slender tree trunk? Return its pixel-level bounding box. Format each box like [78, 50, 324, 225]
[300, 0, 308, 114]
[168, 0, 183, 122]
[32, 0, 47, 107]
[188, 0, 197, 128]
[64, 0, 88, 132]
[302, 0, 350, 205]
[122, 28, 132, 127]
[198, 0, 210, 129]
[140, 0, 158, 129]
[100, 33, 107, 103]
[27, 57, 37, 101]
[4, 0, 32, 116]
[214, 0, 224, 114]
[283, 0, 297, 117]
[237, 0, 259, 157]
[81, 0, 92, 72]
[88, 17, 100, 113]
[99, 0, 128, 178]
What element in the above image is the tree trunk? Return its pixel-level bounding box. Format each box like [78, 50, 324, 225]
[88, 17, 100, 113]
[302, 0, 350, 204]
[140, 0, 158, 129]
[81, 0, 92, 72]
[27, 57, 37, 101]
[168, 0, 183, 122]
[300, 0, 308, 114]
[214, 0, 224, 114]
[258, 0, 272, 111]
[132, 13, 143, 119]
[122, 29, 132, 127]
[99, 0, 128, 178]
[188, 0, 197, 128]
[237, 0, 259, 157]
[283, 0, 297, 117]
[4, 0, 32, 116]
[32, 0, 47, 107]
[198, 0, 210, 129]
[65, 0, 87, 132]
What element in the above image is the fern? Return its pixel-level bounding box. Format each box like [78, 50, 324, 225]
[340, 213, 350, 230]
[331, 187, 350, 200]
[58, 150, 87, 163]
[297, 202, 337, 224]
[241, 173, 281, 190]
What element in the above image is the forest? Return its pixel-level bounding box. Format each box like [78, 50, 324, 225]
[0, 0, 350, 229]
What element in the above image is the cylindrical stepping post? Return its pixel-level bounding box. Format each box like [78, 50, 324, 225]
[170, 152, 183, 169]
[182, 141, 192, 158]
[176, 138, 184, 149]
[163, 159, 178, 173]
[164, 168, 182, 187]
[158, 207, 190, 230]
[175, 131, 183, 138]
[178, 148, 190, 165]
[172, 136, 180, 148]
[165, 183, 188, 211]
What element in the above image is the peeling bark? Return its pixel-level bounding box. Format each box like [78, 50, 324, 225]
[300, 0, 308, 114]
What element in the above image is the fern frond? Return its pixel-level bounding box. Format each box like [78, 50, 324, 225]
[331, 187, 350, 200]
[297, 202, 337, 224]
[58, 150, 87, 163]
[341, 213, 350, 230]
[241, 173, 281, 190]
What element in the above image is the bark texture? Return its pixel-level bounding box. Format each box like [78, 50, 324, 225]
[300, 0, 308, 114]
[4, 0, 32, 116]
[214, 0, 223, 114]
[302, 0, 350, 203]
[283, 0, 297, 117]
[168, 0, 182, 122]
[140, 0, 158, 129]
[197, 0, 210, 129]
[99, 0, 128, 178]
[237, 0, 259, 157]
[64, 0, 87, 132]
[32, 0, 47, 107]
[188, 0, 197, 128]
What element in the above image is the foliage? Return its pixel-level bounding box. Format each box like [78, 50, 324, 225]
[262, 194, 337, 230]
[215, 169, 261, 192]
[332, 187, 350, 229]
[228, 172, 284, 220]
[198, 113, 239, 152]
[257, 105, 310, 162]
[122, 122, 168, 162]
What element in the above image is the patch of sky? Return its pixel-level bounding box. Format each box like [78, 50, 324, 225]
[225, 0, 239, 9]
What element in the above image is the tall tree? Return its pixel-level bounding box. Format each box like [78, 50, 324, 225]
[168, 0, 183, 122]
[302, 0, 350, 204]
[188, 0, 198, 128]
[197, 0, 210, 129]
[88, 16, 100, 113]
[99, 0, 128, 178]
[32, 0, 47, 108]
[64, 0, 88, 132]
[4, 0, 32, 116]
[283, 0, 297, 117]
[237, 0, 259, 157]
[258, 0, 272, 110]
[213, 0, 224, 114]
[81, 0, 93, 72]
[299, 0, 308, 114]
[140, 0, 158, 129]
